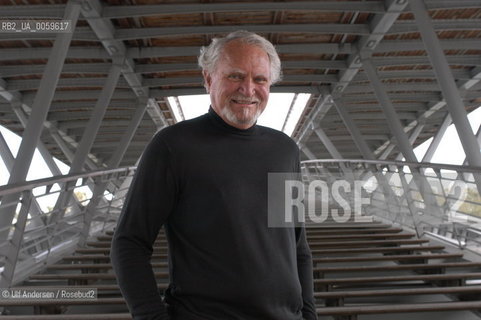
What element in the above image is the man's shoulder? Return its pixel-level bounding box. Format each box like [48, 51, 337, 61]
[154, 113, 208, 141]
[256, 125, 298, 149]
[258, 125, 299, 154]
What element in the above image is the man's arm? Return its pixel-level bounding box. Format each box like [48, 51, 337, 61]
[292, 149, 318, 320]
[296, 226, 318, 320]
[111, 134, 177, 320]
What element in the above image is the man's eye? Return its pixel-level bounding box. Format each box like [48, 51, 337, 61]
[255, 78, 268, 84]
[228, 74, 243, 80]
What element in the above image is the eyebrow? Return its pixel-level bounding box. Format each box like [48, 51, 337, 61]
[228, 68, 269, 78]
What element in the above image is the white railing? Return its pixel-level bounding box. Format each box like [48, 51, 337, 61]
[2, 159, 480, 287]
[301, 159, 481, 254]
[0, 167, 136, 287]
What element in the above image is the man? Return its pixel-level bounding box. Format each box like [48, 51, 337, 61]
[111, 30, 317, 320]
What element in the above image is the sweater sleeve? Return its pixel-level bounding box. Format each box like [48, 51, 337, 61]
[296, 226, 318, 320]
[293, 149, 318, 320]
[111, 133, 177, 320]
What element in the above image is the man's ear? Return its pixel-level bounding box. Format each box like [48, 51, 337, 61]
[203, 70, 211, 93]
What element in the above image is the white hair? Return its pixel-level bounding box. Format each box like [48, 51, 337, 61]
[198, 30, 282, 84]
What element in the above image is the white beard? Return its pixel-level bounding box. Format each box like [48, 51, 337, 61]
[221, 106, 262, 128]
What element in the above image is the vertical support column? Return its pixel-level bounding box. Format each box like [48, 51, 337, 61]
[78, 98, 149, 245]
[409, 0, 481, 193]
[0, 0, 81, 240]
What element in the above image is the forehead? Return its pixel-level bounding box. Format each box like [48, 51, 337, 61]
[217, 41, 271, 74]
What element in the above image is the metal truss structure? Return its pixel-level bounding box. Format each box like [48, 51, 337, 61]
[0, 0, 481, 317]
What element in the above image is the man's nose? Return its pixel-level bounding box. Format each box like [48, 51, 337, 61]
[238, 78, 255, 97]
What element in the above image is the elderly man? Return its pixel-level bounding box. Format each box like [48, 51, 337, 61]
[111, 30, 317, 320]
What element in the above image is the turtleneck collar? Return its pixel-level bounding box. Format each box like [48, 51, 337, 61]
[207, 107, 258, 136]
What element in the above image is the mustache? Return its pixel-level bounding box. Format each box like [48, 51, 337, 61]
[231, 95, 260, 103]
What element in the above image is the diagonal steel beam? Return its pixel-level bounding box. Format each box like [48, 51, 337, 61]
[299, 143, 317, 161]
[373, 65, 481, 159]
[362, 57, 418, 162]
[331, 97, 376, 160]
[410, 0, 481, 193]
[312, 126, 343, 160]
[294, 0, 409, 155]
[294, 94, 334, 144]
[422, 113, 452, 162]
[78, 98, 150, 246]
[394, 122, 426, 161]
[49, 61, 123, 227]
[80, 0, 168, 130]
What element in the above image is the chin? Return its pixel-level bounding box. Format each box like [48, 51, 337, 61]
[222, 107, 259, 127]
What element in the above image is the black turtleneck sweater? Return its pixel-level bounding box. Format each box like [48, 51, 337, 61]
[111, 108, 317, 320]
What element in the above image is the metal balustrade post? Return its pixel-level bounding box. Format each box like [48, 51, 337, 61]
[409, 0, 481, 194]
[0, 1, 80, 242]
[399, 170, 423, 238]
[0, 167, 136, 288]
[301, 159, 481, 252]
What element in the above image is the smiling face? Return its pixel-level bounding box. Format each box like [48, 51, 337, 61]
[203, 40, 271, 129]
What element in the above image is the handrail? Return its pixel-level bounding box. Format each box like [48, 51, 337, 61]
[302, 158, 481, 173]
[0, 166, 137, 288]
[300, 159, 481, 255]
[0, 166, 137, 197]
